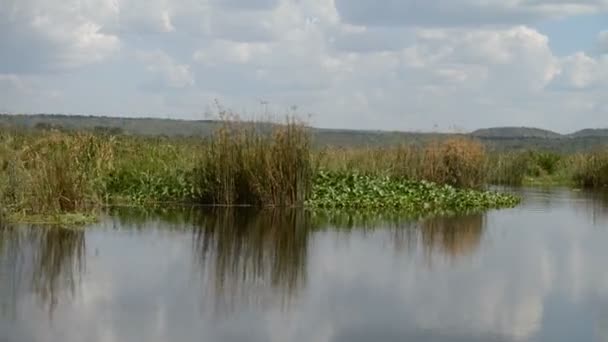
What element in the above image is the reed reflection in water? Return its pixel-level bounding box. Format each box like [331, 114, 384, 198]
[0, 207, 487, 319]
[192, 209, 310, 314]
[0, 225, 85, 317]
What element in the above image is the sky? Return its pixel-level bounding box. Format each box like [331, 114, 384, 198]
[0, 0, 607, 133]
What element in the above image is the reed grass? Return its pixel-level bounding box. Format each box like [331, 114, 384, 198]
[317, 137, 488, 188]
[572, 150, 608, 187]
[0, 132, 114, 217]
[193, 118, 312, 206]
[0, 121, 536, 225]
[0, 118, 314, 222]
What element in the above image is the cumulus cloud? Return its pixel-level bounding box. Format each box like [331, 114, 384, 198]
[137, 50, 195, 89]
[551, 52, 608, 89]
[0, 0, 119, 73]
[211, 0, 280, 11]
[0, 0, 607, 131]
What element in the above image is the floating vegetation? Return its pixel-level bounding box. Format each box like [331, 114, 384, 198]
[307, 171, 520, 214]
[0, 118, 525, 225]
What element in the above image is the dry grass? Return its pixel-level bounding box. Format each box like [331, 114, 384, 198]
[194, 118, 312, 206]
[317, 137, 488, 188]
[572, 150, 608, 187]
[0, 132, 114, 216]
[0, 117, 314, 220]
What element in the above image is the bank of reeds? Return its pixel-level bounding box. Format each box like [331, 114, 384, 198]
[317, 138, 488, 189]
[193, 118, 312, 206]
[572, 150, 608, 187]
[0, 132, 114, 218]
[11, 120, 592, 224]
[0, 118, 314, 222]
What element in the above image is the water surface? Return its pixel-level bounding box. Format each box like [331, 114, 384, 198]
[2, 188, 608, 342]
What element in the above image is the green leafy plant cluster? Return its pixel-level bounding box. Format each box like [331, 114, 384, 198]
[307, 171, 520, 214]
[0, 121, 526, 226]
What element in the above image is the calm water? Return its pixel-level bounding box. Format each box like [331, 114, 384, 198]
[2, 188, 608, 342]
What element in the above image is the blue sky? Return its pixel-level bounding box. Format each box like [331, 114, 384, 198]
[0, 0, 607, 132]
[537, 13, 607, 56]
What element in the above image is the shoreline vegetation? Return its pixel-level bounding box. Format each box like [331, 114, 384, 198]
[3, 114, 605, 226]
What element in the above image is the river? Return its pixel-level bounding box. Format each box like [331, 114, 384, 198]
[1, 188, 608, 341]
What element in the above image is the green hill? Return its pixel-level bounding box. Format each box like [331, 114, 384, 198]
[1, 113, 608, 152]
[570, 129, 608, 138]
[471, 127, 563, 139]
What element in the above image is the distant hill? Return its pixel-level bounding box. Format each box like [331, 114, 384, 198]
[570, 129, 608, 138]
[1, 113, 608, 152]
[0, 113, 452, 147]
[471, 127, 563, 139]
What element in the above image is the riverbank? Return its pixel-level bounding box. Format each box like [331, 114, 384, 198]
[0, 122, 526, 225]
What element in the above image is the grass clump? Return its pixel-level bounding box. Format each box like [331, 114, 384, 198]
[420, 138, 487, 189]
[103, 137, 200, 204]
[487, 150, 569, 186]
[194, 118, 312, 206]
[317, 137, 488, 189]
[572, 150, 608, 187]
[307, 171, 520, 214]
[0, 132, 114, 220]
[0, 119, 524, 226]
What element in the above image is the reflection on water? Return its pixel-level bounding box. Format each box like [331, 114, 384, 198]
[0, 225, 84, 317]
[420, 214, 484, 258]
[192, 209, 310, 313]
[1, 188, 608, 342]
[0, 209, 486, 319]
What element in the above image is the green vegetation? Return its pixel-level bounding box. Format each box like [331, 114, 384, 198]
[572, 150, 608, 187]
[0, 121, 524, 225]
[7, 114, 608, 226]
[316, 138, 488, 189]
[3, 113, 608, 151]
[486, 149, 608, 188]
[487, 150, 569, 186]
[307, 171, 520, 213]
[193, 120, 312, 206]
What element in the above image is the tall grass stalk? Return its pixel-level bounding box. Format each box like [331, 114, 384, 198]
[0, 132, 114, 216]
[572, 150, 608, 187]
[317, 138, 487, 188]
[193, 118, 312, 206]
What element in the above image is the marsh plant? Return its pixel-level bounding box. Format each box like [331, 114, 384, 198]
[0, 120, 526, 224]
[572, 150, 608, 187]
[317, 138, 488, 189]
[307, 171, 520, 213]
[0, 132, 114, 218]
[193, 118, 312, 206]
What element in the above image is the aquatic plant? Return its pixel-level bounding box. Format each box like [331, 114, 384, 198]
[317, 137, 488, 188]
[572, 149, 608, 187]
[307, 171, 520, 214]
[0, 122, 522, 225]
[193, 118, 312, 206]
[0, 132, 114, 216]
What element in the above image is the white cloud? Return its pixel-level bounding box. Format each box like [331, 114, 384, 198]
[0, 0, 120, 73]
[137, 50, 195, 89]
[112, 0, 176, 33]
[551, 52, 608, 89]
[0, 0, 607, 131]
[211, 0, 280, 11]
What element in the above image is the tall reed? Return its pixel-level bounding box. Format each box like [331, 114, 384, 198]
[421, 138, 487, 188]
[572, 150, 608, 187]
[486, 152, 531, 186]
[0, 132, 114, 216]
[194, 118, 312, 206]
[317, 138, 487, 188]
